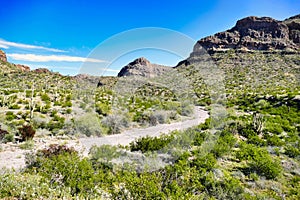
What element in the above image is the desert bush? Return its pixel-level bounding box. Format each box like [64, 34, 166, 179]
[32, 115, 48, 129]
[5, 111, 16, 121]
[212, 130, 237, 158]
[28, 149, 95, 196]
[2, 133, 14, 143]
[75, 113, 102, 137]
[19, 140, 34, 150]
[38, 144, 76, 158]
[152, 110, 169, 124]
[180, 104, 194, 116]
[102, 114, 129, 134]
[247, 135, 266, 146]
[89, 145, 120, 169]
[41, 93, 50, 102]
[95, 102, 110, 116]
[0, 125, 9, 141]
[8, 104, 20, 109]
[130, 134, 174, 153]
[18, 124, 36, 141]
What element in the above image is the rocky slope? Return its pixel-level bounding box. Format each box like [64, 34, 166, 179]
[117, 57, 173, 77]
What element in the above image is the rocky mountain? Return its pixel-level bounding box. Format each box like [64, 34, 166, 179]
[117, 57, 173, 77]
[177, 15, 300, 67]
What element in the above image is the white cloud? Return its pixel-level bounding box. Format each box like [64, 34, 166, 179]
[0, 44, 9, 49]
[0, 39, 66, 52]
[102, 68, 120, 72]
[7, 53, 107, 63]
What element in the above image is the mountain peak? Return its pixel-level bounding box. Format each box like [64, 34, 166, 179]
[129, 57, 151, 66]
[117, 58, 172, 77]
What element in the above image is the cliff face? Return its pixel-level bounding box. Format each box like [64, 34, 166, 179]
[194, 15, 299, 54]
[117, 57, 173, 78]
[177, 15, 300, 67]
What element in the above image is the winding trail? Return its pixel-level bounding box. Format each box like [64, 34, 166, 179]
[0, 107, 208, 170]
[79, 107, 209, 152]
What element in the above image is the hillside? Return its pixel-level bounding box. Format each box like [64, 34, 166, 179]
[0, 15, 300, 199]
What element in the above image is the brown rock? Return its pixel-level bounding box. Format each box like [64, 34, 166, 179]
[33, 68, 51, 73]
[0, 49, 7, 62]
[15, 64, 30, 72]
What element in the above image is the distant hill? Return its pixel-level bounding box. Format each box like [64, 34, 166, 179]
[117, 57, 173, 77]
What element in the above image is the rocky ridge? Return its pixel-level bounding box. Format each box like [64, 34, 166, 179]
[177, 15, 300, 67]
[117, 57, 173, 77]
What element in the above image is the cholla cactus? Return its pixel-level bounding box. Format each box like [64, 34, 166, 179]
[253, 112, 264, 134]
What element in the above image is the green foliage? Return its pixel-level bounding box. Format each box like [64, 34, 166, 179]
[236, 143, 282, 179]
[19, 140, 34, 150]
[41, 93, 50, 102]
[284, 144, 300, 158]
[211, 130, 237, 158]
[2, 133, 14, 143]
[5, 111, 16, 121]
[191, 153, 217, 171]
[130, 134, 174, 153]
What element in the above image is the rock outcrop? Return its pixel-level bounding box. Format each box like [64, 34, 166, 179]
[117, 57, 172, 77]
[0, 50, 7, 62]
[191, 15, 299, 55]
[33, 68, 51, 73]
[15, 64, 30, 72]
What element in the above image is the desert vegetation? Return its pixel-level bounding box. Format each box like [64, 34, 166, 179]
[0, 49, 299, 199]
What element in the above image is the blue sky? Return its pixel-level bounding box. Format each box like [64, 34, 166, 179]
[0, 0, 299, 76]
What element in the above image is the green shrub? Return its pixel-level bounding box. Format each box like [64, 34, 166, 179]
[211, 130, 236, 158]
[41, 93, 50, 102]
[192, 153, 217, 171]
[2, 133, 15, 143]
[285, 145, 300, 158]
[130, 134, 174, 153]
[35, 152, 94, 196]
[75, 113, 102, 137]
[102, 114, 129, 135]
[236, 143, 282, 179]
[19, 140, 34, 150]
[5, 111, 16, 121]
[9, 104, 20, 109]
